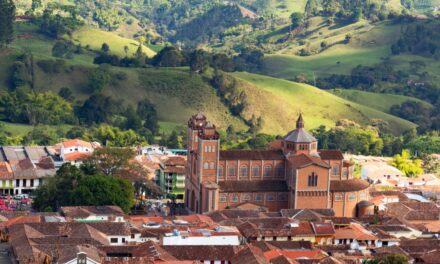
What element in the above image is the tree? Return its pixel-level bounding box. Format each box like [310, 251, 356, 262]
[352, 8, 363, 22]
[0, 0, 15, 46]
[137, 98, 159, 135]
[305, 0, 319, 17]
[33, 164, 135, 213]
[290, 12, 304, 29]
[76, 94, 119, 124]
[86, 147, 136, 176]
[390, 149, 423, 177]
[58, 87, 74, 102]
[10, 61, 31, 89]
[88, 67, 111, 93]
[31, 0, 42, 11]
[151, 46, 185, 67]
[23, 126, 59, 145]
[345, 34, 352, 44]
[189, 49, 210, 73]
[124, 106, 142, 131]
[166, 130, 181, 149]
[0, 90, 74, 125]
[52, 40, 72, 58]
[101, 43, 110, 53]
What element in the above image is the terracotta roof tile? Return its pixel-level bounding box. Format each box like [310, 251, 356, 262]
[62, 139, 93, 149]
[288, 154, 330, 169]
[230, 245, 267, 264]
[330, 179, 370, 192]
[63, 152, 91, 161]
[319, 150, 344, 161]
[162, 245, 240, 261]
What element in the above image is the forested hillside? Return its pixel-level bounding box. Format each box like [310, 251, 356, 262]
[0, 0, 438, 157]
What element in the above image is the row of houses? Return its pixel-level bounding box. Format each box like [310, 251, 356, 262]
[0, 141, 187, 197]
[3, 190, 440, 264]
[0, 139, 99, 195]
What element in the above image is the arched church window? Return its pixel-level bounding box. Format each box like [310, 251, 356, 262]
[228, 166, 235, 177]
[240, 165, 248, 177]
[276, 166, 284, 177]
[204, 162, 209, 170]
[218, 166, 223, 177]
[252, 165, 260, 177]
[210, 162, 215, 170]
[333, 164, 339, 176]
[264, 165, 272, 177]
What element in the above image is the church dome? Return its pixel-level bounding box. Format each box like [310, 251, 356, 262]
[284, 114, 316, 143]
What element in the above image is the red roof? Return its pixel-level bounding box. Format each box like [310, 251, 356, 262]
[63, 152, 91, 161]
[62, 139, 93, 149]
[264, 250, 326, 261]
[289, 154, 330, 169]
[319, 150, 344, 160]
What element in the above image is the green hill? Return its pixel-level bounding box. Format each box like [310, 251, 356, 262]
[71, 28, 156, 58]
[261, 18, 440, 89]
[231, 72, 416, 135]
[333, 89, 433, 114]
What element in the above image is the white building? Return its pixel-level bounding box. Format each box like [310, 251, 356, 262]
[60, 139, 100, 164]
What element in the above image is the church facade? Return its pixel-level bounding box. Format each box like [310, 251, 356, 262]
[184, 113, 370, 217]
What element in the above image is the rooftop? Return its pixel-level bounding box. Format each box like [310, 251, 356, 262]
[330, 179, 370, 192]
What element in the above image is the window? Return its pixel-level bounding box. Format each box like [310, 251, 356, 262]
[240, 165, 248, 177]
[218, 166, 223, 178]
[308, 173, 318, 187]
[122, 238, 126, 243]
[212, 191, 216, 209]
[252, 165, 260, 177]
[231, 195, 239, 203]
[220, 195, 227, 203]
[335, 194, 343, 201]
[242, 194, 251, 201]
[278, 193, 288, 201]
[276, 166, 284, 177]
[110, 238, 118, 243]
[210, 162, 215, 170]
[212, 146, 215, 152]
[255, 194, 263, 202]
[266, 194, 274, 201]
[348, 193, 356, 201]
[228, 166, 235, 177]
[333, 164, 339, 176]
[30, 179, 34, 187]
[204, 162, 209, 169]
[264, 165, 272, 177]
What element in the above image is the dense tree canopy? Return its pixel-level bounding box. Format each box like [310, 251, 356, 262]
[33, 164, 135, 213]
[0, 0, 15, 46]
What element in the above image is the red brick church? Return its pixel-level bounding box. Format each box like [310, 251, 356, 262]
[184, 113, 370, 217]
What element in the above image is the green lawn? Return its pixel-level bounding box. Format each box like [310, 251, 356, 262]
[231, 72, 416, 135]
[333, 89, 433, 113]
[261, 20, 406, 79]
[262, 45, 390, 79]
[271, 0, 308, 18]
[71, 28, 156, 58]
[0, 122, 73, 137]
